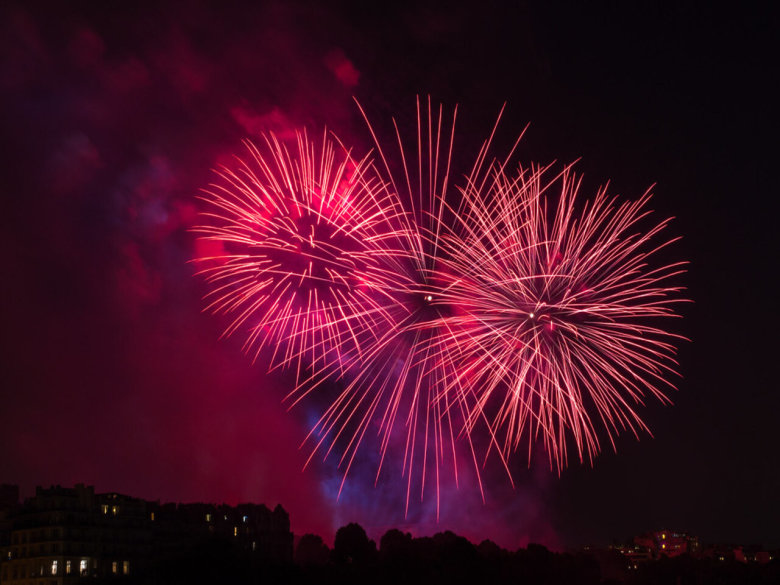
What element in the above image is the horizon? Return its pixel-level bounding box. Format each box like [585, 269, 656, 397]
[3, 481, 776, 552]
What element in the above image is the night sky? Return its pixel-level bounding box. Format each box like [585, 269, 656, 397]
[1, 1, 776, 550]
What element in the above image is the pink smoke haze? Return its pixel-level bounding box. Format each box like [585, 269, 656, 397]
[2, 0, 775, 551]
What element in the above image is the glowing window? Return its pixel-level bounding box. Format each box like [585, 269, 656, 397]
[205, 513, 211, 522]
[150, 512, 155, 521]
[123, 561, 129, 575]
[66, 560, 71, 574]
[112, 561, 118, 574]
[233, 526, 238, 537]
[111, 506, 118, 516]
[51, 560, 58, 575]
[101, 505, 108, 515]
[80, 560, 88, 575]
[243, 515, 248, 523]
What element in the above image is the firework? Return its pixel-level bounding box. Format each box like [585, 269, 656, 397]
[195, 102, 686, 507]
[293, 98, 486, 516]
[194, 125, 473, 514]
[194, 130, 403, 377]
[434, 160, 687, 470]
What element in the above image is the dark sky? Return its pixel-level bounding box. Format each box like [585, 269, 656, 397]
[0, 0, 776, 550]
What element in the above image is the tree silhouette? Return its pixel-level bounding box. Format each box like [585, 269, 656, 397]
[295, 533, 330, 566]
[332, 523, 376, 566]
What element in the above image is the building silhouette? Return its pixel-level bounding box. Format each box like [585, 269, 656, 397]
[0, 484, 149, 584]
[633, 528, 700, 559]
[148, 500, 293, 563]
[0, 485, 292, 584]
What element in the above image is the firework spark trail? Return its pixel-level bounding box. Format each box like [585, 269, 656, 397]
[194, 129, 406, 377]
[194, 123, 480, 516]
[433, 160, 687, 471]
[291, 98, 489, 518]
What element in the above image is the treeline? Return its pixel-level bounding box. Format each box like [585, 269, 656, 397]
[90, 522, 780, 585]
[294, 523, 600, 585]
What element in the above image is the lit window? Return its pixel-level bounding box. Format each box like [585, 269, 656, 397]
[51, 560, 58, 575]
[111, 506, 118, 516]
[243, 515, 248, 523]
[80, 560, 88, 575]
[66, 560, 71, 574]
[123, 561, 130, 575]
[252, 541, 256, 551]
[102, 505, 108, 515]
[233, 526, 238, 537]
[205, 513, 211, 522]
[150, 512, 155, 521]
[112, 561, 118, 574]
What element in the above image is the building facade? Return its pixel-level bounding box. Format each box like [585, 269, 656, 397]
[148, 500, 293, 563]
[0, 485, 293, 584]
[0, 484, 150, 585]
[633, 529, 700, 559]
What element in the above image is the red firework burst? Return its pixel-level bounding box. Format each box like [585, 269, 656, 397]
[194, 124, 472, 516]
[294, 98, 482, 516]
[194, 130, 403, 377]
[194, 102, 687, 510]
[435, 160, 687, 470]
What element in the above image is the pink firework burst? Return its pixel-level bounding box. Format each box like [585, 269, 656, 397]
[194, 125, 473, 515]
[435, 160, 688, 471]
[294, 98, 485, 516]
[194, 130, 403, 377]
[194, 101, 687, 511]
